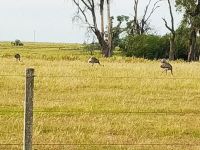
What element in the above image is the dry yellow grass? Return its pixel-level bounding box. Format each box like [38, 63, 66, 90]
[0, 42, 200, 150]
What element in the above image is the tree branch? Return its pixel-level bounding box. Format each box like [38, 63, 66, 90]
[142, 0, 152, 21]
[145, 0, 162, 22]
[72, 0, 95, 31]
[80, 0, 92, 10]
[162, 18, 173, 33]
[167, 0, 174, 31]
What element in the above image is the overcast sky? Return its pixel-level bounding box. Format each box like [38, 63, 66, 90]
[0, 0, 183, 43]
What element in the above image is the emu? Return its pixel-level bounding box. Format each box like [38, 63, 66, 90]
[88, 56, 101, 66]
[14, 54, 21, 61]
[160, 58, 173, 75]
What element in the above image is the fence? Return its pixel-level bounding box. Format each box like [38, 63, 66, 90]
[0, 69, 200, 150]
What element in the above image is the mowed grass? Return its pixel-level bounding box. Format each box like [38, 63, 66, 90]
[0, 42, 200, 150]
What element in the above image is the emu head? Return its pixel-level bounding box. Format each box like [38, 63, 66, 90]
[160, 58, 167, 63]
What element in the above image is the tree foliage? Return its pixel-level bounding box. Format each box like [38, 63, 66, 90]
[70, 0, 200, 61]
[119, 35, 169, 59]
[176, 0, 200, 61]
[111, 15, 129, 48]
[72, 0, 111, 57]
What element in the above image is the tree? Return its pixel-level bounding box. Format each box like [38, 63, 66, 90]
[100, 0, 105, 38]
[128, 0, 161, 35]
[119, 34, 168, 59]
[112, 15, 129, 48]
[72, 0, 111, 57]
[162, 0, 176, 60]
[176, 0, 200, 61]
[133, 0, 140, 34]
[175, 22, 190, 60]
[187, 0, 200, 16]
[106, 0, 112, 56]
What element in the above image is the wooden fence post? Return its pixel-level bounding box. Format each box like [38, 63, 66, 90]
[23, 68, 34, 150]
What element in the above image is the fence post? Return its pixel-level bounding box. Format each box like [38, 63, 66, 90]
[23, 68, 34, 150]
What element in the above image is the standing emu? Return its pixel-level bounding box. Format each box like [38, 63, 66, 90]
[88, 56, 101, 66]
[160, 59, 173, 75]
[14, 54, 21, 61]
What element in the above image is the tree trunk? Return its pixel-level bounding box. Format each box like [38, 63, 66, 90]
[107, 0, 112, 57]
[188, 28, 197, 62]
[169, 34, 175, 60]
[133, 0, 140, 35]
[72, 0, 111, 57]
[94, 29, 109, 57]
[100, 0, 105, 38]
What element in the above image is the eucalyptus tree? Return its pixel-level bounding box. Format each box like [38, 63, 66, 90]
[162, 0, 176, 60]
[106, 0, 112, 56]
[128, 0, 161, 35]
[176, 0, 200, 61]
[112, 15, 129, 48]
[72, 0, 112, 57]
[100, 0, 105, 38]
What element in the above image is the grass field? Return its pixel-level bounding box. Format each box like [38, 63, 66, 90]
[0, 42, 200, 150]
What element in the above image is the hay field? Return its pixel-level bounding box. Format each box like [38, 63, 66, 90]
[0, 42, 200, 150]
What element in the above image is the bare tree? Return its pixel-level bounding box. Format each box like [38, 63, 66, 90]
[130, 0, 161, 35]
[162, 0, 176, 60]
[72, 0, 111, 57]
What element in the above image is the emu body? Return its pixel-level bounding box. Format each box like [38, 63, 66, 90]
[160, 59, 173, 75]
[88, 57, 101, 65]
[14, 54, 21, 61]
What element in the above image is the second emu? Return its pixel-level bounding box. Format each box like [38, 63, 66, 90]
[15, 54, 21, 61]
[160, 59, 173, 75]
[88, 56, 101, 66]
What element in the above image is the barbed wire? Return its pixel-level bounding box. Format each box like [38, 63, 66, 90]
[34, 75, 200, 80]
[1, 74, 200, 147]
[1, 110, 200, 116]
[1, 74, 200, 80]
[0, 143, 200, 146]
[34, 110, 200, 115]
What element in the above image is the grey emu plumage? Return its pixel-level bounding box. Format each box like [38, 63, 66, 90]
[160, 59, 173, 75]
[88, 56, 101, 65]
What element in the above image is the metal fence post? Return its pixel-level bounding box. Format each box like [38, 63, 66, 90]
[23, 68, 34, 150]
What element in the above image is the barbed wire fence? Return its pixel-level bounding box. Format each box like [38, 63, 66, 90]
[0, 69, 200, 149]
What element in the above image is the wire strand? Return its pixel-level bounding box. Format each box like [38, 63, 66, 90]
[1, 74, 200, 80]
[0, 143, 200, 146]
[1, 110, 200, 116]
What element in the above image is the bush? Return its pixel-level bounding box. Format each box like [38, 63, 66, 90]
[119, 35, 169, 59]
[175, 25, 189, 60]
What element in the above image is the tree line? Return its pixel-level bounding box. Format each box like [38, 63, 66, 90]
[72, 0, 200, 61]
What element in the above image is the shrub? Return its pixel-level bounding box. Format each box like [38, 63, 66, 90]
[119, 35, 169, 59]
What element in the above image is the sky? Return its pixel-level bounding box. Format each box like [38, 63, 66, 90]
[0, 0, 183, 43]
